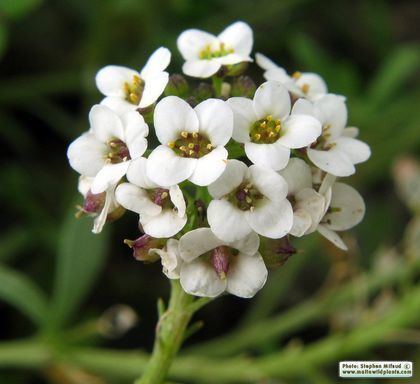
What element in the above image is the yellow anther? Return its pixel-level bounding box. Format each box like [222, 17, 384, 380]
[179, 146, 187, 152]
[301, 84, 310, 94]
[188, 143, 195, 149]
[189, 150, 195, 156]
[161, 192, 168, 199]
[245, 196, 252, 204]
[275, 119, 281, 125]
[292, 71, 302, 79]
[260, 121, 267, 128]
[266, 115, 273, 121]
[206, 143, 213, 150]
[249, 206, 255, 212]
[254, 133, 261, 141]
[268, 131, 276, 138]
[219, 271, 226, 280]
[133, 75, 141, 85]
[192, 132, 199, 139]
[109, 142, 117, 147]
[129, 93, 139, 103]
[181, 131, 188, 139]
[243, 188, 249, 193]
[168, 141, 175, 149]
[275, 125, 281, 132]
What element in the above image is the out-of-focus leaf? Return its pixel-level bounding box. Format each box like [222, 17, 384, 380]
[0, 23, 8, 59]
[0, 0, 43, 19]
[0, 227, 31, 262]
[368, 46, 420, 106]
[47, 208, 110, 330]
[0, 264, 48, 325]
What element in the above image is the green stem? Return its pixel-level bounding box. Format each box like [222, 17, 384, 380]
[211, 76, 223, 97]
[134, 280, 195, 384]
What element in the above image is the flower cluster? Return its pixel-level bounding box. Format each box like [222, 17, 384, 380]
[67, 21, 370, 298]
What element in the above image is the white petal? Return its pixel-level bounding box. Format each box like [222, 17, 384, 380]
[177, 29, 218, 61]
[295, 188, 325, 233]
[245, 141, 290, 171]
[248, 164, 288, 201]
[78, 175, 93, 197]
[323, 182, 365, 231]
[342, 127, 359, 138]
[140, 47, 171, 78]
[194, 99, 233, 146]
[67, 133, 106, 176]
[153, 239, 181, 279]
[121, 111, 148, 158]
[215, 53, 252, 66]
[217, 21, 253, 56]
[100, 97, 136, 115]
[278, 114, 322, 149]
[335, 137, 371, 165]
[91, 162, 130, 194]
[227, 252, 267, 298]
[179, 228, 224, 262]
[278, 158, 312, 195]
[180, 259, 226, 298]
[253, 81, 291, 120]
[307, 147, 355, 177]
[317, 224, 348, 251]
[182, 60, 221, 78]
[89, 105, 124, 142]
[290, 209, 312, 237]
[207, 200, 251, 242]
[246, 199, 293, 239]
[115, 182, 161, 216]
[207, 159, 247, 198]
[318, 173, 336, 196]
[95, 66, 139, 97]
[229, 231, 260, 255]
[147, 145, 197, 187]
[154, 96, 199, 144]
[227, 97, 255, 143]
[295, 73, 327, 101]
[291, 98, 317, 117]
[92, 189, 114, 234]
[142, 210, 187, 238]
[264, 68, 294, 86]
[139, 71, 169, 108]
[169, 185, 186, 217]
[255, 53, 279, 71]
[126, 157, 158, 189]
[189, 146, 228, 186]
[314, 94, 347, 139]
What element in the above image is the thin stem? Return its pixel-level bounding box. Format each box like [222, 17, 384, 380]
[211, 76, 223, 97]
[134, 280, 195, 384]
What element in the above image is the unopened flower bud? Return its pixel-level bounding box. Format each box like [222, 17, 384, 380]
[164, 74, 189, 98]
[137, 104, 154, 123]
[231, 76, 256, 98]
[261, 237, 297, 268]
[194, 82, 214, 101]
[123, 234, 161, 262]
[211, 246, 230, 279]
[222, 62, 249, 77]
[80, 190, 105, 216]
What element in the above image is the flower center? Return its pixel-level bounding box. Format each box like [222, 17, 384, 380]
[148, 188, 173, 210]
[168, 131, 213, 158]
[199, 42, 234, 60]
[211, 246, 231, 279]
[124, 75, 145, 105]
[229, 181, 263, 211]
[310, 125, 336, 151]
[106, 138, 130, 163]
[249, 115, 282, 144]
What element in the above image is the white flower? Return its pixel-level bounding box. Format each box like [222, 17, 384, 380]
[177, 21, 253, 78]
[179, 228, 267, 298]
[292, 95, 371, 177]
[256, 53, 327, 101]
[317, 182, 366, 250]
[279, 158, 329, 237]
[146, 96, 232, 187]
[150, 239, 182, 279]
[77, 176, 121, 234]
[228, 81, 322, 171]
[95, 47, 171, 113]
[115, 157, 187, 238]
[68, 105, 148, 194]
[207, 160, 293, 242]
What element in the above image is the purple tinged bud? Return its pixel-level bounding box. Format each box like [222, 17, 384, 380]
[83, 190, 106, 214]
[123, 234, 160, 262]
[165, 74, 189, 97]
[211, 246, 230, 279]
[231, 76, 256, 98]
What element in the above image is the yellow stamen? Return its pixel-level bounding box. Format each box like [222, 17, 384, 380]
[168, 141, 175, 148]
[206, 143, 213, 150]
[254, 133, 261, 141]
[292, 71, 301, 79]
[188, 143, 195, 149]
[161, 192, 168, 199]
[129, 93, 139, 103]
[275, 119, 281, 125]
[179, 146, 187, 152]
[260, 121, 267, 128]
[245, 196, 252, 204]
[192, 132, 199, 139]
[275, 125, 281, 132]
[189, 150, 195, 156]
[181, 131, 188, 139]
[301, 84, 310, 94]
[266, 115, 273, 121]
[268, 131, 276, 138]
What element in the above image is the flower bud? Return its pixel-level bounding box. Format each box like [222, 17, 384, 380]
[164, 74, 189, 98]
[123, 234, 162, 262]
[211, 246, 230, 279]
[77, 190, 105, 217]
[221, 62, 249, 77]
[137, 104, 154, 123]
[261, 237, 297, 268]
[231, 76, 256, 98]
[194, 82, 214, 101]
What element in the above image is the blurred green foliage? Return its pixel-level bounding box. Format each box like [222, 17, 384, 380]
[0, 0, 419, 383]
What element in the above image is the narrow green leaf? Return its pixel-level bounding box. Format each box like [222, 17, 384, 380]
[0, 264, 48, 325]
[48, 208, 110, 330]
[0, 23, 8, 60]
[0, 0, 43, 19]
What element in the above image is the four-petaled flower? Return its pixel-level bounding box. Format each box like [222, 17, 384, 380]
[67, 105, 149, 194]
[116, 158, 187, 238]
[177, 21, 253, 78]
[207, 160, 293, 242]
[96, 47, 171, 114]
[228, 81, 322, 170]
[147, 96, 233, 187]
[179, 228, 267, 298]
